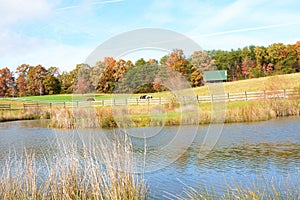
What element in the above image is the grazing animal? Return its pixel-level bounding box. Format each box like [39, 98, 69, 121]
[86, 97, 95, 101]
[140, 95, 152, 99]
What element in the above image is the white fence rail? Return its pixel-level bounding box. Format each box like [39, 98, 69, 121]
[0, 89, 299, 109]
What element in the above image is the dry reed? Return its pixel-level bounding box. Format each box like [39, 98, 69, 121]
[0, 133, 147, 199]
[169, 173, 300, 200]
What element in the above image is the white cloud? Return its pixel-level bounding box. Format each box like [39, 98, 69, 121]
[1, 44, 92, 72]
[0, 32, 92, 71]
[0, 0, 52, 27]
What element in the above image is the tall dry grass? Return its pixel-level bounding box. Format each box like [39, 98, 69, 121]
[48, 89, 300, 129]
[0, 133, 147, 200]
[0, 108, 50, 122]
[50, 108, 117, 129]
[168, 174, 300, 200]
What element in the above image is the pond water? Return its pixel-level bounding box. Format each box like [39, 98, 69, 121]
[0, 117, 299, 199]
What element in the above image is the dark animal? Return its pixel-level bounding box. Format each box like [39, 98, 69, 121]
[140, 95, 152, 99]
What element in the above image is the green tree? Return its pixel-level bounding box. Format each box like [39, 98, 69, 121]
[160, 55, 168, 65]
[43, 73, 61, 95]
[135, 58, 146, 66]
[59, 71, 73, 94]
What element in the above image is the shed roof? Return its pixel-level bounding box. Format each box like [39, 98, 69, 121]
[203, 70, 227, 82]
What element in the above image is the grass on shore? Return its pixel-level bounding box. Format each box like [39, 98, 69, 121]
[170, 174, 300, 200]
[0, 109, 50, 122]
[0, 133, 147, 200]
[48, 96, 300, 129]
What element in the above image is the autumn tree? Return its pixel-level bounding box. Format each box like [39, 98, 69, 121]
[241, 58, 256, 79]
[97, 57, 117, 93]
[90, 61, 104, 90]
[16, 64, 30, 96]
[152, 66, 168, 92]
[48, 66, 60, 76]
[148, 58, 158, 65]
[275, 45, 300, 74]
[113, 59, 130, 82]
[25, 65, 49, 96]
[189, 50, 215, 86]
[191, 50, 214, 71]
[0, 67, 15, 97]
[166, 49, 190, 76]
[189, 68, 203, 87]
[74, 64, 92, 94]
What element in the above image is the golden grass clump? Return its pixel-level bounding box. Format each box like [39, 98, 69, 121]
[0, 109, 50, 122]
[169, 174, 300, 200]
[0, 133, 147, 200]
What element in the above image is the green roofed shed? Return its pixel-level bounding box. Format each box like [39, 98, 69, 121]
[203, 70, 227, 83]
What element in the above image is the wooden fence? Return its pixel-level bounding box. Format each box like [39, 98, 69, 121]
[0, 89, 299, 110]
[195, 88, 298, 102]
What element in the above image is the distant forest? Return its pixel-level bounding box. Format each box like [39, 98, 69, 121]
[1, 41, 300, 97]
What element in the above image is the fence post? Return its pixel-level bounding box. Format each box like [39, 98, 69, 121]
[211, 94, 214, 102]
[159, 97, 161, 104]
[64, 102, 66, 109]
[125, 98, 128, 105]
[227, 93, 230, 102]
[264, 90, 266, 99]
[136, 98, 139, 105]
[77, 101, 79, 108]
[245, 91, 248, 101]
[102, 100, 104, 106]
[284, 89, 286, 98]
[50, 103, 52, 110]
[113, 98, 116, 106]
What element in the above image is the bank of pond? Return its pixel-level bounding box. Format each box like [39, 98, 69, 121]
[2, 98, 299, 128]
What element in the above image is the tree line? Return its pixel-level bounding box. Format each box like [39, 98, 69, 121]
[0, 41, 299, 97]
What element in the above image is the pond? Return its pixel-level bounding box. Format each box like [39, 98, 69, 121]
[0, 117, 299, 199]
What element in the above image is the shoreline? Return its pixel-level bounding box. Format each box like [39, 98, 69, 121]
[2, 98, 298, 128]
[51, 98, 300, 128]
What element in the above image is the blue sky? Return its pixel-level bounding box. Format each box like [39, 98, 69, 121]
[1, 0, 300, 71]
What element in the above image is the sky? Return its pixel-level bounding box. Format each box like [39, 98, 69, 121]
[1, 0, 300, 72]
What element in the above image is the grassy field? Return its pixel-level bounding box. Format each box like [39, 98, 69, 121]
[192, 72, 300, 96]
[0, 72, 299, 103]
